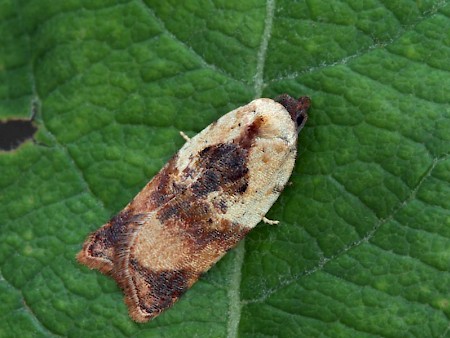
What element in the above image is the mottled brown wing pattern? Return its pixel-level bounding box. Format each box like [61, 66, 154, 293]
[114, 210, 250, 322]
[77, 96, 310, 322]
[110, 119, 263, 322]
[76, 156, 181, 273]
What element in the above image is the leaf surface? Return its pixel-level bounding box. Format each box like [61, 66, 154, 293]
[0, 0, 449, 337]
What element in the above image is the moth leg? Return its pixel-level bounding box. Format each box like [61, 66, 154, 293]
[262, 217, 279, 225]
[179, 131, 190, 142]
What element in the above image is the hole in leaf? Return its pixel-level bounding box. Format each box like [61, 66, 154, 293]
[0, 118, 37, 151]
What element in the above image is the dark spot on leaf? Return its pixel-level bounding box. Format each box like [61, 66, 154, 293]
[0, 118, 37, 151]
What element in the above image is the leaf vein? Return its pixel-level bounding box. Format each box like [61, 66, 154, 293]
[244, 155, 446, 303]
[137, 0, 240, 84]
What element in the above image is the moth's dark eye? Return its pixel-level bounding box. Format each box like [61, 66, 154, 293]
[296, 114, 305, 126]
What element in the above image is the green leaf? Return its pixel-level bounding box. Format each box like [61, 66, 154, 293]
[1, 0, 449, 337]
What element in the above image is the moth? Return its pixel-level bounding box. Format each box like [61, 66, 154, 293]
[77, 94, 311, 322]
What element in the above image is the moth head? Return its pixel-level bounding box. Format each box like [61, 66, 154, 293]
[274, 94, 311, 132]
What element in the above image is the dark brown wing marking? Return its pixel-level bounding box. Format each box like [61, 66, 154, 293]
[78, 112, 266, 322]
[77, 155, 180, 272]
[77, 209, 134, 273]
[126, 260, 191, 322]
